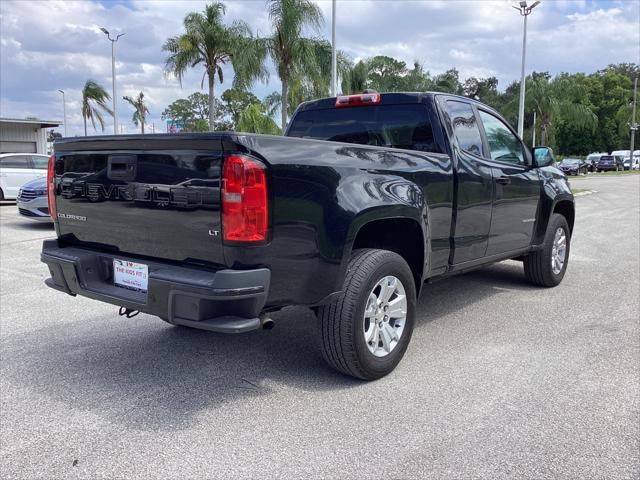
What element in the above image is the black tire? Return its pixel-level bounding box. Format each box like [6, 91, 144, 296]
[317, 249, 416, 380]
[524, 213, 570, 287]
[0, 188, 4, 201]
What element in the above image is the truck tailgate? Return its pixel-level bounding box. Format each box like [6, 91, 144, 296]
[53, 135, 226, 267]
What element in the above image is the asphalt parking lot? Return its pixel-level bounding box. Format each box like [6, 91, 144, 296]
[1, 175, 638, 479]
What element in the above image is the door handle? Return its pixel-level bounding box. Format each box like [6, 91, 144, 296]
[496, 177, 511, 185]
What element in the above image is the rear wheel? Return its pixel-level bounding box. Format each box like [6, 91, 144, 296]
[524, 213, 570, 287]
[317, 249, 416, 380]
[0, 188, 4, 201]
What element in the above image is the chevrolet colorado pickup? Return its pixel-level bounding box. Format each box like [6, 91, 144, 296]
[42, 92, 574, 380]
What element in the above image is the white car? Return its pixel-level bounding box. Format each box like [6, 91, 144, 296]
[623, 154, 639, 171]
[0, 153, 49, 200]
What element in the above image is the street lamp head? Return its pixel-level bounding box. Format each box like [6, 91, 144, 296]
[58, 89, 64, 94]
[530, 1, 541, 9]
[100, 27, 109, 35]
[519, 1, 527, 7]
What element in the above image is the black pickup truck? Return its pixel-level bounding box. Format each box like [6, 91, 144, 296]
[42, 92, 574, 380]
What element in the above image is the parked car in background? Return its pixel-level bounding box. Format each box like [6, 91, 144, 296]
[622, 151, 639, 171]
[558, 158, 588, 175]
[0, 153, 49, 200]
[16, 177, 51, 222]
[586, 152, 606, 172]
[596, 155, 624, 172]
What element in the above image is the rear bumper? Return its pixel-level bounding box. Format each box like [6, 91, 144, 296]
[40, 240, 270, 333]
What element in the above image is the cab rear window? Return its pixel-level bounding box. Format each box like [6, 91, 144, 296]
[287, 104, 439, 153]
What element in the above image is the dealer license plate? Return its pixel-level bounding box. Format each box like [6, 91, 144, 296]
[113, 259, 149, 293]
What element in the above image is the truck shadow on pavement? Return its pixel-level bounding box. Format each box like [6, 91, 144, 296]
[4, 261, 537, 432]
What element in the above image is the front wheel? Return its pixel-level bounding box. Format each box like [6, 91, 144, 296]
[317, 249, 416, 380]
[524, 213, 571, 287]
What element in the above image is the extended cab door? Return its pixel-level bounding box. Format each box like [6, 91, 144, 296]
[441, 99, 494, 264]
[476, 109, 540, 255]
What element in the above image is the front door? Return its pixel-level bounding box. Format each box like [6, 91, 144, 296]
[477, 109, 540, 255]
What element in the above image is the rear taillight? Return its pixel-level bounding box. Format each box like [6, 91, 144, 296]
[47, 154, 57, 221]
[335, 93, 381, 107]
[221, 154, 268, 243]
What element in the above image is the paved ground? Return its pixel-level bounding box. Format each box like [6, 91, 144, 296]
[1, 175, 638, 479]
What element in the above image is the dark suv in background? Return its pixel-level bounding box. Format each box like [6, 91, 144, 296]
[558, 158, 588, 176]
[596, 155, 624, 172]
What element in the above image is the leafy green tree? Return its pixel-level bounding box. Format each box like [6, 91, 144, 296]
[81, 79, 113, 136]
[463, 76, 499, 107]
[220, 88, 261, 126]
[402, 61, 434, 92]
[341, 59, 368, 94]
[162, 3, 263, 131]
[432, 68, 463, 95]
[236, 103, 282, 135]
[258, 0, 325, 129]
[123, 92, 150, 134]
[525, 75, 598, 147]
[47, 130, 62, 143]
[366, 56, 408, 92]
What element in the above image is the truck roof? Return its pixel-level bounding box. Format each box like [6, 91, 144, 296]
[294, 91, 491, 112]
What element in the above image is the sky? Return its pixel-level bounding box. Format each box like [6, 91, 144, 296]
[1, 0, 639, 136]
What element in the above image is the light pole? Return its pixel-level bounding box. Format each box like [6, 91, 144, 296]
[513, 0, 540, 139]
[331, 0, 337, 96]
[58, 89, 67, 137]
[100, 27, 125, 135]
[629, 77, 638, 170]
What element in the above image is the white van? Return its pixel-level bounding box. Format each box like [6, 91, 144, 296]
[622, 150, 640, 171]
[0, 153, 49, 200]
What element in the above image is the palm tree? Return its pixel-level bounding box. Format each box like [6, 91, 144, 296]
[341, 60, 369, 94]
[123, 92, 150, 134]
[260, 0, 325, 129]
[236, 103, 282, 135]
[162, 3, 264, 131]
[526, 76, 598, 146]
[81, 79, 112, 136]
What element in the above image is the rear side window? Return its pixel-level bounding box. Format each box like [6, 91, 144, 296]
[31, 155, 49, 169]
[445, 101, 483, 156]
[287, 104, 439, 153]
[0, 155, 31, 168]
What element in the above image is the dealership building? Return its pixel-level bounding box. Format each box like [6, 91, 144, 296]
[0, 117, 63, 154]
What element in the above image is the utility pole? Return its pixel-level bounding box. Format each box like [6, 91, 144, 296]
[100, 27, 125, 135]
[513, 1, 541, 138]
[629, 77, 638, 170]
[58, 90, 67, 137]
[532, 110, 536, 147]
[331, 0, 337, 96]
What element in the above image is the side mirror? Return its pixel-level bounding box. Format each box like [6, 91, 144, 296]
[533, 146, 556, 167]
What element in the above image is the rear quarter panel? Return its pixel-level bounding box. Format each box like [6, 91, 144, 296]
[223, 134, 453, 306]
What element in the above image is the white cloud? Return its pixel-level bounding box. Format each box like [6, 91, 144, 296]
[0, 0, 638, 135]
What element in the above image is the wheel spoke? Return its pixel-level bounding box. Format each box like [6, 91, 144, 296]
[379, 324, 393, 352]
[387, 295, 407, 318]
[379, 277, 397, 303]
[383, 323, 398, 342]
[365, 324, 378, 345]
[364, 293, 377, 318]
